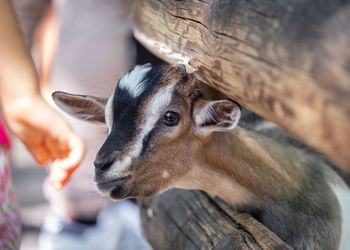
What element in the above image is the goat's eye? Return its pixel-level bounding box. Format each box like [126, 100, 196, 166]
[162, 111, 180, 126]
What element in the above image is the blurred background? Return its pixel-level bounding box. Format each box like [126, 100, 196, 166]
[10, 0, 162, 249]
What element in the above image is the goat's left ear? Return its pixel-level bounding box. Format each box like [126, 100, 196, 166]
[193, 99, 241, 135]
[52, 91, 107, 124]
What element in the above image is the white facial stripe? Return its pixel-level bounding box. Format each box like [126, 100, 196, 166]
[104, 85, 175, 178]
[107, 156, 132, 178]
[134, 84, 175, 155]
[118, 64, 152, 98]
[110, 84, 174, 164]
[104, 84, 175, 178]
[105, 93, 114, 133]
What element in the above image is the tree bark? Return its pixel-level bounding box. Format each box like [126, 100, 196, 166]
[139, 189, 292, 250]
[131, 0, 350, 169]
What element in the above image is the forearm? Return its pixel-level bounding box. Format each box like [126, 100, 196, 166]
[0, 0, 40, 110]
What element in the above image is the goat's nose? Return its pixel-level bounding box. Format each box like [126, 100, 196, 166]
[94, 158, 114, 172]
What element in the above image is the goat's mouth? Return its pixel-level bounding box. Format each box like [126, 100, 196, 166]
[96, 175, 131, 199]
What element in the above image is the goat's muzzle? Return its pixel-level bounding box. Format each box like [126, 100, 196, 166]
[94, 157, 114, 174]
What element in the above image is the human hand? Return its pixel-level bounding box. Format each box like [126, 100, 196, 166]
[2, 93, 85, 190]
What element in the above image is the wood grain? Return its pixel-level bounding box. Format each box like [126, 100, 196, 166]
[131, 0, 350, 169]
[139, 189, 292, 250]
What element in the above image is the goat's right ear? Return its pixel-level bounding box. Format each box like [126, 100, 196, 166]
[52, 91, 107, 124]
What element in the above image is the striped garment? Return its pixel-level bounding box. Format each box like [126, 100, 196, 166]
[0, 119, 21, 250]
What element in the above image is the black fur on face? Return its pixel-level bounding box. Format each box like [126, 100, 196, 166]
[97, 65, 167, 157]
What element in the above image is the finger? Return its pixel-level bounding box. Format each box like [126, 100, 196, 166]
[44, 136, 69, 160]
[49, 157, 78, 191]
[61, 134, 85, 171]
[49, 162, 69, 191]
[49, 134, 85, 190]
[28, 144, 50, 166]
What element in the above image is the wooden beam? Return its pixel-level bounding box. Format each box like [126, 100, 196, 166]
[139, 189, 292, 249]
[131, 0, 350, 169]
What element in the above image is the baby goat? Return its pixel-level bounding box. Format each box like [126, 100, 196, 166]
[53, 64, 350, 250]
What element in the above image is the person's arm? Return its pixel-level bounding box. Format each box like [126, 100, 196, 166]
[0, 0, 38, 102]
[0, 0, 85, 190]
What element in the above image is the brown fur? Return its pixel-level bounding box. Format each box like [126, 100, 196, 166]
[52, 64, 346, 249]
[91, 66, 326, 204]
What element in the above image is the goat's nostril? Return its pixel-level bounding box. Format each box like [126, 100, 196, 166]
[94, 158, 114, 171]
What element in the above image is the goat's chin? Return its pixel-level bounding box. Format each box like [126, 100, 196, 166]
[95, 176, 172, 200]
[95, 175, 132, 200]
[127, 184, 171, 199]
[97, 187, 131, 200]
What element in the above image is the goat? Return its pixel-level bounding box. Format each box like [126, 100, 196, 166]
[53, 64, 350, 250]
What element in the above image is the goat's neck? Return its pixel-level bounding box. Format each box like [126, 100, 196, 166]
[178, 127, 308, 206]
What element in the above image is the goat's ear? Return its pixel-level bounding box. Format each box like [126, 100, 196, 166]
[52, 91, 107, 124]
[193, 99, 241, 135]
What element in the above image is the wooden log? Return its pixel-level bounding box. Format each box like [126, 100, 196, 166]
[139, 189, 292, 250]
[130, 0, 350, 169]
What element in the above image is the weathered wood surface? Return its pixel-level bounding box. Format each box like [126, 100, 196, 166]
[131, 0, 350, 169]
[140, 189, 292, 250]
